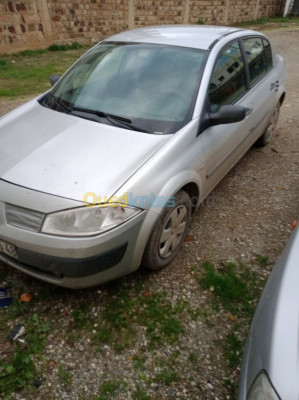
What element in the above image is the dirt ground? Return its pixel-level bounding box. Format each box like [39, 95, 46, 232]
[0, 29, 298, 400]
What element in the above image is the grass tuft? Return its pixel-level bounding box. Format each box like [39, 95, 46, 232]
[0, 351, 35, 395]
[94, 380, 127, 400]
[19, 49, 47, 56]
[132, 390, 151, 400]
[0, 58, 8, 69]
[256, 254, 269, 267]
[224, 333, 243, 368]
[0, 46, 87, 99]
[93, 280, 183, 351]
[199, 261, 258, 317]
[0, 313, 50, 395]
[235, 16, 299, 26]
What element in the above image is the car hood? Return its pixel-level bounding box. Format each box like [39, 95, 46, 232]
[245, 224, 299, 399]
[0, 99, 170, 203]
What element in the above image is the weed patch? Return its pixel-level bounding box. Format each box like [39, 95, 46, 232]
[19, 49, 47, 56]
[132, 390, 151, 400]
[194, 260, 265, 397]
[57, 363, 72, 385]
[223, 333, 243, 368]
[198, 261, 260, 317]
[0, 350, 35, 395]
[72, 303, 91, 329]
[0, 47, 86, 99]
[94, 379, 127, 400]
[256, 254, 269, 268]
[0, 58, 8, 69]
[154, 368, 180, 385]
[235, 16, 299, 26]
[93, 280, 183, 351]
[0, 313, 50, 396]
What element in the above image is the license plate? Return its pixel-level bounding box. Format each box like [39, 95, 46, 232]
[0, 240, 17, 259]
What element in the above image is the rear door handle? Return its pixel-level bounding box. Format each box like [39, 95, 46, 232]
[270, 81, 279, 91]
[270, 82, 276, 90]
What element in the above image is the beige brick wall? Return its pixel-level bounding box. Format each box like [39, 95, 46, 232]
[133, 1, 185, 26]
[0, 0, 284, 54]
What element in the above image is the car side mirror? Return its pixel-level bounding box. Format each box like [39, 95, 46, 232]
[209, 105, 246, 126]
[197, 104, 246, 136]
[50, 74, 60, 87]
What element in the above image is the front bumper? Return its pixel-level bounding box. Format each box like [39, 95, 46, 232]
[0, 215, 145, 288]
[0, 192, 147, 288]
[0, 242, 128, 278]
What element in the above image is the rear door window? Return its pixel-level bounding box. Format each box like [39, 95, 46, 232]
[242, 37, 272, 85]
[263, 38, 273, 71]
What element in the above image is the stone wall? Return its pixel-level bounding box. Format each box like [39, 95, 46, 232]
[49, 0, 129, 42]
[0, 1, 54, 53]
[0, 0, 284, 54]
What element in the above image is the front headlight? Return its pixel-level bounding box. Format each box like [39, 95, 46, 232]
[41, 205, 141, 236]
[248, 371, 280, 400]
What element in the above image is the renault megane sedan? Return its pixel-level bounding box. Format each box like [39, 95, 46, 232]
[0, 25, 286, 288]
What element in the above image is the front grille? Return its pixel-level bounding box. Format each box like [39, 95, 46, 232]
[5, 203, 45, 233]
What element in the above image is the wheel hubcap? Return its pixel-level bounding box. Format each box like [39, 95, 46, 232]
[159, 205, 187, 259]
[265, 106, 279, 143]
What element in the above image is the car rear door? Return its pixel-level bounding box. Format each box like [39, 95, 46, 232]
[240, 36, 278, 140]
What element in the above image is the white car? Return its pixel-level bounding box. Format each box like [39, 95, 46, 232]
[0, 25, 286, 288]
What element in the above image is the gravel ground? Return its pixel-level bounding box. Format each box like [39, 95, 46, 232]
[0, 29, 299, 400]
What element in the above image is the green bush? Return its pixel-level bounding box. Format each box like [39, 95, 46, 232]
[19, 49, 46, 56]
[0, 58, 8, 69]
[47, 42, 83, 51]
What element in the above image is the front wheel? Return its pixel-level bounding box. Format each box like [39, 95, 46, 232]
[256, 102, 280, 147]
[142, 190, 192, 271]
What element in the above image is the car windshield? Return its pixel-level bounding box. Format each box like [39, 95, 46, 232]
[43, 42, 208, 134]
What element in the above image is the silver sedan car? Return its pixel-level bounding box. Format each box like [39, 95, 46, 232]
[0, 26, 286, 288]
[238, 223, 299, 400]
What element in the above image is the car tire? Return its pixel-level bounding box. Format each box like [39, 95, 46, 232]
[256, 102, 280, 147]
[142, 190, 192, 271]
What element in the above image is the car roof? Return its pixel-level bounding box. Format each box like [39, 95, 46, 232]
[104, 25, 252, 50]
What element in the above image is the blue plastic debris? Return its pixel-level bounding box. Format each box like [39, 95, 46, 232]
[0, 287, 12, 308]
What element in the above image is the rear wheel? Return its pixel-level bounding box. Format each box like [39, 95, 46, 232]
[142, 190, 191, 271]
[256, 102, 280, 146]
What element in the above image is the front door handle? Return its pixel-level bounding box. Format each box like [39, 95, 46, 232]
[245, 107, 252, 116]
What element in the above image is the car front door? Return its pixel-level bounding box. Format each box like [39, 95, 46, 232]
[200, 37, 277, 194]
[200, 39, 253, 193]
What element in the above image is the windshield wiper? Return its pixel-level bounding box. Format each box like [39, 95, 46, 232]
[46, 94, 72, 114]
[45, 95, 150, 133]
[71, 106, 149, 133]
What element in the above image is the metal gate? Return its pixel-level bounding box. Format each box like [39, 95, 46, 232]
[291, 0, 299, 16]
